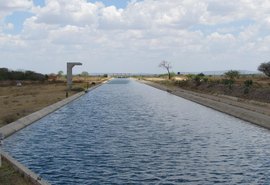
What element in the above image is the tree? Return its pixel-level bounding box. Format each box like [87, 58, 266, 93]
[223, 70, 239, 90]
[159, 60, 172, 79]
[0, 68, 9, 80]
[224, 70, 240, 80]
[258, 62, 270, 77]
[58, 70, 64, 77]
[0, 68, 45, 81]
[81, 71, 89, 77]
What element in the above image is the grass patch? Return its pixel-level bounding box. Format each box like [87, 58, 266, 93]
[0, 160, 32, 185]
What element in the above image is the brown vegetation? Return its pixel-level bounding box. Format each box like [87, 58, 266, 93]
[0, 83, 74, 127]
[0, 76, 106, 127]
[0, 160, 32, 185]
[144, 75, 270, 103]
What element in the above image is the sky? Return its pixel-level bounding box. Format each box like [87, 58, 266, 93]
[1, 0, 270, 74]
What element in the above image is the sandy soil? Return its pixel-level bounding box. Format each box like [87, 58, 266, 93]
[0, 83, 82, 127]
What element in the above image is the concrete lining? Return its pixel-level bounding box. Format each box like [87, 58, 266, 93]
[0, 92, 84, 138]
[0, 81, 108, 185]
[140, 80, 270, 130]
[0, 83, 104, 138]
[2, 151, 50, 185]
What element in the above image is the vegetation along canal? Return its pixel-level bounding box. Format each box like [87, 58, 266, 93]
[3, 79, 270, 184]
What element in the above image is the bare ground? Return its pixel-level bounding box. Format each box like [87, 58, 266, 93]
[0, 83, 80, 127]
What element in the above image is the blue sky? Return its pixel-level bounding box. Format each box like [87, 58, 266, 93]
[33, 0, 45, 7]
[33, 0, 130, 8]
[1, 0, 270, 74]
[87, 0, 131, 8]
[4, 11, 34, 34]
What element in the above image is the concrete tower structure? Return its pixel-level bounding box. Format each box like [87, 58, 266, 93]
[67, 62, 82, 91]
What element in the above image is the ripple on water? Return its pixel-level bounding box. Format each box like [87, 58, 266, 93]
[3, 79, 270, 184]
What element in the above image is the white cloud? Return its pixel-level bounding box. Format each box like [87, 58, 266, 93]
[32, 0, 101, 26]
[0, 0, 33, 18]
[1, 0, 270, 73]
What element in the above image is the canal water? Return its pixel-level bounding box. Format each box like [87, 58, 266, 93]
[3, 79, 270, 184]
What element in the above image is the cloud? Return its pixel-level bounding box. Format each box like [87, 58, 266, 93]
[0, 0, 33, 18]
[1, 0, 270, 73]
[32, 0, 102, 26]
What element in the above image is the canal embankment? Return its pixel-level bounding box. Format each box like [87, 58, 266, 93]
[0, 82, 106, 138]
[1, 151, 50, 185]
[4, 78, 270, 184]
[0, 80, 109, 185]
[140, 79, 270, 129]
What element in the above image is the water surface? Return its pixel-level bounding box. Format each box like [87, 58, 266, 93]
[4, 79, 270, 184]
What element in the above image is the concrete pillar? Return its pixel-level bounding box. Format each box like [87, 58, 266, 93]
[67, 62, 82, 91]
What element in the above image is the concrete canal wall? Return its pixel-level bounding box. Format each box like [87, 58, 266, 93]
[1, 151, 50, 185]
[0, 81, 108, 185]
[0, 83, 104, 138]
[141, 80, 270, 130]
[0, 92, 84, 138]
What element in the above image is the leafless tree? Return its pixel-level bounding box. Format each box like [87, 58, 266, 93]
[159, 60, 172, 79]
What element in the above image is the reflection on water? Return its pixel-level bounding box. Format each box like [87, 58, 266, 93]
[4, 79, 270, 184]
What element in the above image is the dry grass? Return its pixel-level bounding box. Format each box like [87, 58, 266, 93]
[0, 160, 32, 185]
[143, 76, 270, 103]
[0, 83, 78, 127]
[0, 80, 108, 127]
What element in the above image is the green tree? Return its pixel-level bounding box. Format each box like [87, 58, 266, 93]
[258, 62, 270, 77]
[223, 70, 239, 90]
[224, 70, 240, 80]
[58, 70, 64, 77]
[244, 80, 253, 94]
[81, 71, 89, 77]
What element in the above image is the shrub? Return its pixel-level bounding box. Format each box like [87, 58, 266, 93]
[224, 70, 240, 80]
[71, 87, 85, 92]
[203, 77, 208, 83]
[244, 80, 253, 94]
[193, 75, 201, 86]
[244, 80, 253, 87]
[186, 74, 195, 79]
[258, 62, 270, 77]
[222, 79, 234, 89]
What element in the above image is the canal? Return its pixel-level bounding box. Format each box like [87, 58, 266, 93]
[3, 79, 270, 184]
